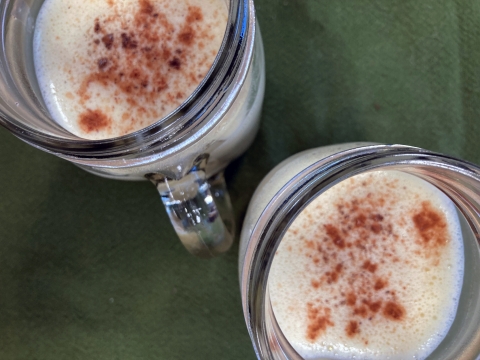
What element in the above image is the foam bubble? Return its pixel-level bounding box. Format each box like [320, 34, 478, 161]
[269, 170, 464, 360]
[34, 0, 227, 139]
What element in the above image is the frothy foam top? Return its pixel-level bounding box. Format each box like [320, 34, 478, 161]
[268, 170, 464, 360]
[34, 0, 227, 139]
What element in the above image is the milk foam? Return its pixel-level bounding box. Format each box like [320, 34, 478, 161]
[33, 0, 227, 139]
[268, 170, 464, 360]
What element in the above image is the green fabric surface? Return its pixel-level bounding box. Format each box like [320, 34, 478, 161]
[1, 0, 480, 359]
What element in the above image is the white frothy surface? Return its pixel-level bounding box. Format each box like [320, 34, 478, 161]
[269, 170, 464, 360]
[34, 0, 227, 139]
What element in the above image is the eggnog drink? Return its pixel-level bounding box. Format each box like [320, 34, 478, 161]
[33, 0, 228, 139]
[269, 170, 464, 359]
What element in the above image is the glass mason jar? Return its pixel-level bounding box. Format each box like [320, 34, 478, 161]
[0, 0, 265, 258]
[239, 143, 480, 359]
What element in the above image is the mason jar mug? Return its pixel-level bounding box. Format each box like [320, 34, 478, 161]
[240, 143, 480, 360]
[0, 0, 265, 258]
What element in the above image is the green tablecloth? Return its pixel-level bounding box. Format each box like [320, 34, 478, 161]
[1, 1, 479, 359]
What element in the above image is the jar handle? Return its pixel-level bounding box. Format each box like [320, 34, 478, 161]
[147, 159, 234, 258]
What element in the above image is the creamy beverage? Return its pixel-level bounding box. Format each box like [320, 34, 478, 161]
[268, 170, 464, 359]
[33, 0, 228, 139]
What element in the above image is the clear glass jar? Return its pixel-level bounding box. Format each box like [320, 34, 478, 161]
[0, 0, 265, 258]
[239, 143, 480, 359]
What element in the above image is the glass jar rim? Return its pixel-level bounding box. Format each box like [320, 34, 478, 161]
[241, 144, 480, 359]
[0, 0, 254, 160]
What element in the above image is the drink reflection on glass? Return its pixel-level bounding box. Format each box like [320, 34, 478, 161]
[0, 0, 265, 258]
[239, 144, 480, 360]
